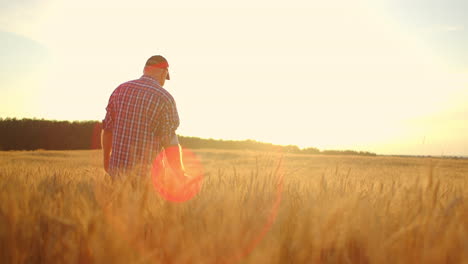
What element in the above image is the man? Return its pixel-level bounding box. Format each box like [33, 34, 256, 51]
[101, 55, 186, 179]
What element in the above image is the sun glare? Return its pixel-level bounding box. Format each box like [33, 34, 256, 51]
[1, 0, 467, 155]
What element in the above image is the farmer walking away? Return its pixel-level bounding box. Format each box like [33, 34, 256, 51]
[101, 55, 186, 179]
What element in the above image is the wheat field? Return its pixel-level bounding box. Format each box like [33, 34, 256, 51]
[0, 149, 467, 264]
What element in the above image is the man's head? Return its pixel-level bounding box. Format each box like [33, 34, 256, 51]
[143, 55, 170, 86]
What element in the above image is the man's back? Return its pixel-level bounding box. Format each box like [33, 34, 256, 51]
[103, 75, 179, 176]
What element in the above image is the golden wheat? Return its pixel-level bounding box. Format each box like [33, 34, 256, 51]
[0, 149, 467, 264]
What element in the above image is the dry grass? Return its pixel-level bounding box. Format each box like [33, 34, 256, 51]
[0, 149, 467, 264]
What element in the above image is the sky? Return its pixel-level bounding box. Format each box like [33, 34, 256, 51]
[0, 0, 467, 156]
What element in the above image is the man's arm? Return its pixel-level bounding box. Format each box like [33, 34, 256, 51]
[101, 129, 113, 173]
[164, 134, 186, 176]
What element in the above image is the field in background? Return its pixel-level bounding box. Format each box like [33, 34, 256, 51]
[0, 149, 467, 264]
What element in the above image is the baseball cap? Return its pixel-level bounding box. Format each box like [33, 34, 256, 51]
[145, 55, 170, 80]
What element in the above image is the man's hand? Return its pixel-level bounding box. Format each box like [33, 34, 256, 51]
[104, 157, 110, 173]
[182, 173, 203, 187]
[164, 144, 185, 176]
[164, 144, 203, 186]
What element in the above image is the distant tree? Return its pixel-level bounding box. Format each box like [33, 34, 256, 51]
[0, 118, 377, 156]
[0, 118, 101, 150]
[301, 147, 320, 154]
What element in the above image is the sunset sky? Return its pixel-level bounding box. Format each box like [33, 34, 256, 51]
[1, 0, 467, 156]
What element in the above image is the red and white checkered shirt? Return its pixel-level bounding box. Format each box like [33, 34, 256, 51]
[102, 75, 180, 176]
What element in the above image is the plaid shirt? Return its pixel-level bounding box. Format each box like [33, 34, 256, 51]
[102, 75, 180, 176]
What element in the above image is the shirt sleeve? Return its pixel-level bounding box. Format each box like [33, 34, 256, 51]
[155, 99, 180, 147]
[102, 95, 115, 131]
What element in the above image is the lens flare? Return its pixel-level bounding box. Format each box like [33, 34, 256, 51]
[151, 147, 204, 203]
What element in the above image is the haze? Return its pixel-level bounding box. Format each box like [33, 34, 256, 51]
[1, 0, 467, 156]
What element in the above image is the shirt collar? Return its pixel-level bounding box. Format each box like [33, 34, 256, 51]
[141, 75, 161, 86]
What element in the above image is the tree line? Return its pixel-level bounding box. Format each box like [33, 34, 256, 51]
[0, 118, 377, 156]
